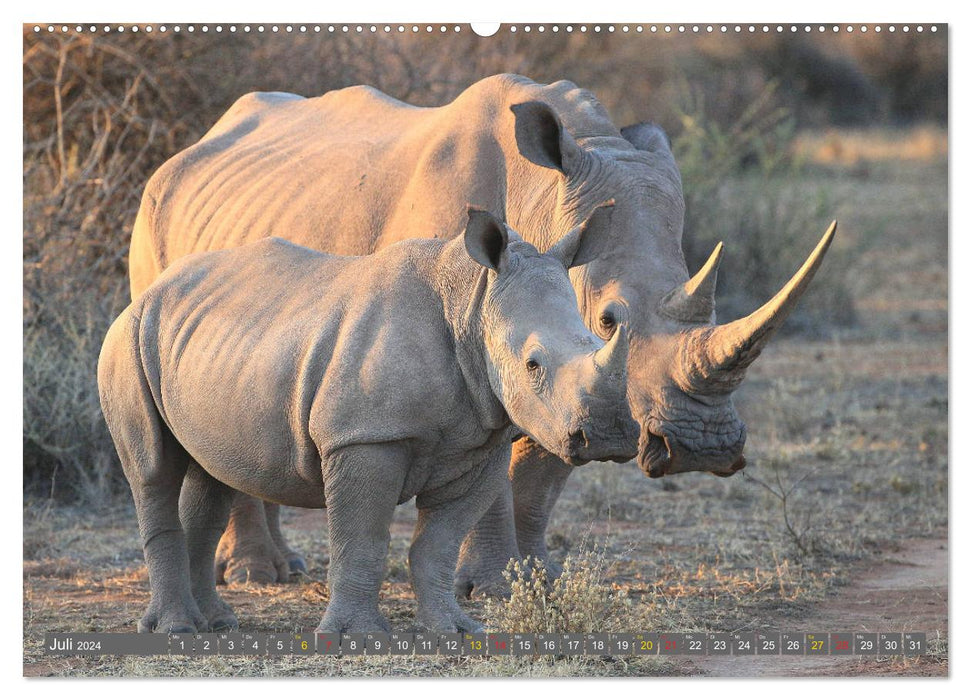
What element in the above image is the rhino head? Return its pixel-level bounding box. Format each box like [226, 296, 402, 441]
[632, 221, 835, 477]
[462, 205, 640, 466]
[511, 104, 836, 478]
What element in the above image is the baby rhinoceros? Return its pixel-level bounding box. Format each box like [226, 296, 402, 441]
[98, 204, 639, 634]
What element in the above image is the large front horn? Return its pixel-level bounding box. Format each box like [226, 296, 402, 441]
[594, 323, 629, 379]
[678, 222, 837, 394]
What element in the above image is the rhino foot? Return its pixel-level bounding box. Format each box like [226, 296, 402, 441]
[418, 604, 484, 634]
[218, 557, 289, 585]
[215, 540, 290, 585]
[137, 598, 208, 634]
[453, 565, 512, 600]
[316, 606, 391, 634]
[263, 502, 309, 578]
[215, 497, 293, 585]
[287, 554, 309, 576]
[197, 595, 239, 632]
[207, 612, 239, 632]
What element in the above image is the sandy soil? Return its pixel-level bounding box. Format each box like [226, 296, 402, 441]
[682, 538, 948, 677]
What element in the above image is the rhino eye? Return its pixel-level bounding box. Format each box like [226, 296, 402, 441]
[525, 358, 541, 372]
[599, 312, 617, 335]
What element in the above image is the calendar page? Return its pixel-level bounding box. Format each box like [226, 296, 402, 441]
[22, 19, 948, 679]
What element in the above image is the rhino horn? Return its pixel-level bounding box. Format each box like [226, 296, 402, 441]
[594, 323, 629, 378]
[659, 242, 724, 322]
[678, 222, 837, 394]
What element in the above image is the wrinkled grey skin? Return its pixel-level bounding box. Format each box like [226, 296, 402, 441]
[129, 74, 832, 595]
[100, 209, 639, 634]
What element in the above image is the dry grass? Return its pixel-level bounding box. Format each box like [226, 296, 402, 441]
[794, 127, 948, 167]
[486, 553, 636, 634]
[23, 32, 202, 501]
[672, 82, 860, 334]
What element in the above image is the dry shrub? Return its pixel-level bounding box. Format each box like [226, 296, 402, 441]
[23, 31, 211, 501]
[487, 554, 634, 634]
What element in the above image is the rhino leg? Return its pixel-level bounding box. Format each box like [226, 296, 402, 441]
[453, 479, 521, 600]
[180, 461, 238, 631]
[214, 494, 290, 585]
[115, 421, 207, 631]
[131, 448, 208, 634]
[100, 331, 207, 634]
[316, 444, 406, 634]
[415, 445, 511, 632]
[509, 437, 573, 582]
[264, 502, 309, 575]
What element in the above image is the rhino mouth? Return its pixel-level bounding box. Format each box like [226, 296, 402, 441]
[638, 430, 747, 478]
[640, 431, 674, 478]
[563, 454, 593, 467]
[710, 454, 748, 478]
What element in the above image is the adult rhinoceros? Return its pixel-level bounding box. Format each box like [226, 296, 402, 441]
[129, 74, 834, 596]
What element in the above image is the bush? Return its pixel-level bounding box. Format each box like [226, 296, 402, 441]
[672, 82, 858, 335]
[486, 554, 634, 634]
[23, 32, 208, 501]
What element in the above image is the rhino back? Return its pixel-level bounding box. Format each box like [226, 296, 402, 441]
[134, 238, 486, 506]
[129, 79, 523, 296]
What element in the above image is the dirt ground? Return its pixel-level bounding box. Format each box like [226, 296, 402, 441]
[22, 139, 948, 678]
[682, 538, 948, 677]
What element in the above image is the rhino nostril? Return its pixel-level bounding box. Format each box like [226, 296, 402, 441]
[568, 428, 588, 451]
[642, 431, 673, 478]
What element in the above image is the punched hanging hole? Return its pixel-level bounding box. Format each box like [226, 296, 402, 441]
[471, 23, 500, 37]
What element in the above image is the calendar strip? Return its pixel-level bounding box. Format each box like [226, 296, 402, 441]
[43, 631, 928, 657]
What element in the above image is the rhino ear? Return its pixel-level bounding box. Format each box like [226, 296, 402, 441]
[464, 207, 509, 272]
[621, 122, 674, 157]
[511, 101, 582, 176]
[547, 200, 615, 269]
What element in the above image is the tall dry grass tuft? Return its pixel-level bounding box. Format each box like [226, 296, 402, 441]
[487, 553, 634, 634]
